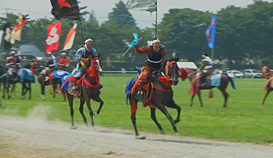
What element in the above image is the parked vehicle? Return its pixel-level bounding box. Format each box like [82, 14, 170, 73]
[244, 69, 261, 78]
[226, 70, 245, 78]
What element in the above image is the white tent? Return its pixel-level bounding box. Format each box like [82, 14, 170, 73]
[177, 62, 198, 70]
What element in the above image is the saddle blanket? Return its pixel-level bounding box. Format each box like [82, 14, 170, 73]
[211, 74, 221, 87]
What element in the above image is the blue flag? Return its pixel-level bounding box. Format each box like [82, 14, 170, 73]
[127, 33, 139, 48]
[206, 15, 217, 49]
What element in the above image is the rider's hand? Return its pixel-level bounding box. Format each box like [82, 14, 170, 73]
[81, 58, 88, 63]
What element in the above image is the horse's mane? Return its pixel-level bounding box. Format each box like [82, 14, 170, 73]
[162, 57, 179, 71]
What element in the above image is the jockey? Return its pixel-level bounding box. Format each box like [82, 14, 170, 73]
[40, 52, 56, 78]
[45, 52, 57, 68]
[199, 53, 214, 83]
[57, 52, 69, 70]
[6, 50, 22, 76]
[71, 38, 100, 90]
[134, 38, 168, 97]
[199, 53, 214, 73]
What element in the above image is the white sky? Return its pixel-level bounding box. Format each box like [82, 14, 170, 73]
[0, 0, 271, 28]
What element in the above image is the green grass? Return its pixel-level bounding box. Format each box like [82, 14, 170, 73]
[1, 75, 273, 143]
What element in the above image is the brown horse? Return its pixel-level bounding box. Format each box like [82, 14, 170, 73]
[187, 69, 235, 108]
[261, 66, 273, 104]
[127, 58, 185, 138]
[66, 57, 104, 128]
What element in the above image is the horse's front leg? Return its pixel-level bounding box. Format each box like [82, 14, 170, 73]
[150, 107, 164, 134]
[190, 93, 195, 107]
[155, 100, 179, 135]
[93, 97, 104, 114]
[41, 85, 45, 101]
[28, 81, 31, 100]
[67, 92, 76, 128]
[85, 97, 95, 126]
[79, 98, 87, 125]
[262, 90, 271, 105]
[167, 100, 181, 124]
[197, 92, 204, 107]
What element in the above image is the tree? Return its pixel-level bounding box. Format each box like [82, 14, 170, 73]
[108, 1, 137, 28]
[158, 8, 210, 61]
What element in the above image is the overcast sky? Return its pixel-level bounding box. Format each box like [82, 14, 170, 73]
[0, 0, 271, 28]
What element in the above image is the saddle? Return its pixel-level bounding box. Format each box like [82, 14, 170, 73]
[199, 73, 212, 89]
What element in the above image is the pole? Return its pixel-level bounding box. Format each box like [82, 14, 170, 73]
[211, 48, 214, 60]
[79, 19, 84, 45]
[155, 0, 158, 38]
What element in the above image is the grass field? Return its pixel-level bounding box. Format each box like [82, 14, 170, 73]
[1, 74, 273, 144]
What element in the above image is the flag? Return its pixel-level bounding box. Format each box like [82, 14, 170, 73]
[3, 22, 12, 50]
[10, 14, 27, 44]
[46, 22, 62, 52]
[63, 23, 77, 50]
[50, 0, 80, 20]
[126, 0, 156, 13]
[206, 15, 217, 49]
[127, 33, 139, 48]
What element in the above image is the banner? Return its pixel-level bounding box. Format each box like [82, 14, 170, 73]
[206, 15, 217, 49]
[126, 0, 156, 12]
[63, 23, 77, 50]
[46, 21, 62, 52]
[50, 0, 80, 20]
[10, 14, 27, 44]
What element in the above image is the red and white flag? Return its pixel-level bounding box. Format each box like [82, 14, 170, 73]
[63, 23, 77, 50]
[46, 21, 62, 52]
[10, 14, 27, 44]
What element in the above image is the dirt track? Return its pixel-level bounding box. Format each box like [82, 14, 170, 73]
[0, 115, 273, 158]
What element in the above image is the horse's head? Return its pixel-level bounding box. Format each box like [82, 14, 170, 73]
[261, 66, 270, 78]
[163, 57, 179, 85]
[86, 57, 103, 76]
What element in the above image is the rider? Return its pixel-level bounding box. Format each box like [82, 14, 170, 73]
[40, 52, 57, 78]
[134, 38, 168, 97]
[57, 52, 69, 70]
[6, 50, 22, 77]
[199, 53, 214, 84]
[71, 38, 100, 91]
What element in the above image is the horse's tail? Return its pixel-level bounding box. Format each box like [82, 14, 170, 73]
[226, 75, 236, 89]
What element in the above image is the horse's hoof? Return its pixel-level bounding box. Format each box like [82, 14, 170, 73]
[136, 135, 146, 139]
[160, 130, 165, 135]
[175, 132, 180, 136]
[70, 126, 77, 130]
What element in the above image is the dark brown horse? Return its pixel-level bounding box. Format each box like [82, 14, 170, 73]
[187, 69, 235, 108]
[66, 57, 104, 128]
[261, 66, 273, 104]
[127, 58, 185, 138]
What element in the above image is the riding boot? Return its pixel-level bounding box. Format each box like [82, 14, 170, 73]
[71, 78, 80, 93]
[200, 73, 208, 88]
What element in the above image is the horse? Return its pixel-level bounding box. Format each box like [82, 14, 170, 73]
[64, 57, 104, 128]
[186, 69, 235, 108]
[18, 68, 35, 100]
[1, 65, 19, 99]
[126, 58, 186, 138]
[261, 66, 273, 104]
[29, 62, 67, 100]
[0, 65, 35, 100]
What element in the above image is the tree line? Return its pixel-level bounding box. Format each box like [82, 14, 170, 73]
[1, 0, 273, 68]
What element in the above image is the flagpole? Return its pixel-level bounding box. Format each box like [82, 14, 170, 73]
[79, 19, 84, 45]
[155, 0, 158, 38]
[211, 48, 214, 60]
